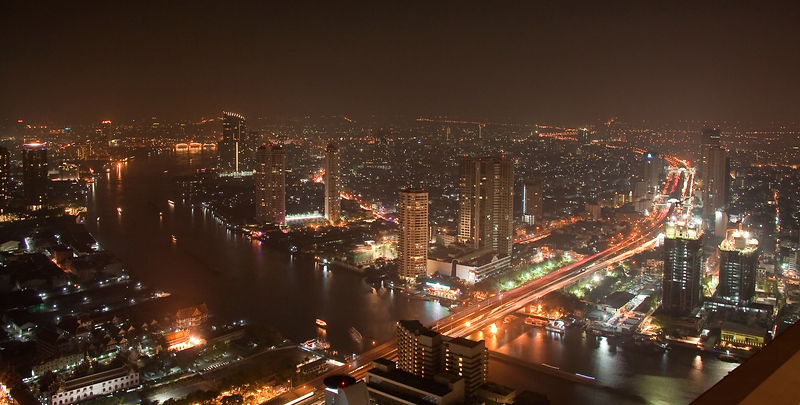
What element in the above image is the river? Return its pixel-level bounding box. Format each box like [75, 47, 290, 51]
[85, 150, 736, 404]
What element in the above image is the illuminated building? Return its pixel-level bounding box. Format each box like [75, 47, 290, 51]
[662, 219, 704, 315]
[23, 143, 48, 210]
[256, 144, 286, 225]
[0, 146, 8, 209]
[323, 375, 369, 405]
[643, 151, 661, 195]
[458, 156, 514, 258]
[396, 320, 487, 397]
[702, 145, 728, 217]
[324, 143, 341, 224]
[219, 111, 247, 173]
[398, 188, 428, 281]
[700, 127, 721, 172]
[521, 180, 542, 225]
[397, 320, 441, 377]
[577, 128, 591, 145]
[718, 229, 759, 304]
[90, 120, 111, 157]
[48, 366, 139, 405]
[443, 337, 488, 396]
[367, 359, 464, 405]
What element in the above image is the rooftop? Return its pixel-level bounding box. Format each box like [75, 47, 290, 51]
[368, 366, 453, 397]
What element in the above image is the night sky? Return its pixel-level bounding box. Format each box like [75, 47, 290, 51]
[2, 1, 799, 123]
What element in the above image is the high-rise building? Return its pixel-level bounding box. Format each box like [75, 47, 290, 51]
[577, 128, 591, 145]
[255, 144, 285, 225]
[398, 188, 428, 281]
[702, 146, 727, 217]
[662, 218, 704, 315]
[458, 157, 514, 258]
[443, 338, 488, 396]
[718, 229, 759, 304]
[396, 320, 488, 397]
[521, 180, 543, 225]
[643, 152, 661, 195]
[219, 111, 247, 173]
[325, 144, 341, 225]
[397, 320, 442, 377]
[89, 120, 111, 158]
[0, 146, 9, 209]
[700, 127, 721, 171]
[23, 143, 48, 210]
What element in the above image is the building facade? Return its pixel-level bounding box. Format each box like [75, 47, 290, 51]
[521, 180, 543, 225]
[662, 219, 704, 315]
[0, 146, 8, 209]
[218, 111, 247, 173]
[255, 144, 286, 225]
[23, 143, 48, 210]
[458, 157, 514, 258]
[325, 144, 341, 224]
[397, 320, 441, 378]
[702, 145, 727, 217]
[718, 229, 759, 304]
[442, 337, 488, 396]
[48, 367, 138, 405]
[398, 189, 428, 281]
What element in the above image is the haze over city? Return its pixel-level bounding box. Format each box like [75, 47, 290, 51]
[0, 2, 799, 405]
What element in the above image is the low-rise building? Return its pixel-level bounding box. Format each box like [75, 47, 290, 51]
[366, 359, 464, 405]
[48, 367, 139, 405]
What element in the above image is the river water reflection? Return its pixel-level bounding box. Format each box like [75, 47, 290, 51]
[87, 151, 736, 404]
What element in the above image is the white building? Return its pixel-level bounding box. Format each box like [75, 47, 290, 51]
[48, 367, 139, 405]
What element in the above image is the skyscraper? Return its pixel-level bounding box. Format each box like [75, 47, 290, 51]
[443, 338, 488, 396]
[643, 151, 661, 195]
[396, 320, 441, 377]
[255, 144, 285, 225]
[219, 111, 247, 173]
[23, 143, 48, 210]
[700, 127, 721, 171]
[396, 320, 488, 396]
[662, 219, 704, 315]
[398, 188, 428, 281]
[522, 179, 543, 225]
[718, 229, 759, 304]
[324, 144, 341, 225]
[0, 146, 9, 209]
[702, 146, 727, 217]
[458, 156, 514, 258]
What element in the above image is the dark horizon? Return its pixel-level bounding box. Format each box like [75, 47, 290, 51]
[2, 1, 799, 124]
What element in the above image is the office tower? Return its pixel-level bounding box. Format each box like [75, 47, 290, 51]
[398, 189, 428, 281]
[255, 144, 285, 225]
[458, 156, 514, 257]
[632, 178, 647, 201]
[662, 219, 704, 315]
[0, 147, 8, 209]
[702, 146, 727, 217]
[443, 338, 488, 396]
[323, 375, 369, 405]
[700, 127, 721, 171]
[718, 229, 759, 304]
[577, 128, 591, 145]
[643, 152, 661, 195]
[218, 111, 247, 173]
[521, 180, 543, 225]
[324, 144, 341, 224]
[397, 320, 442, 377]
[23, 143, 48, 210]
